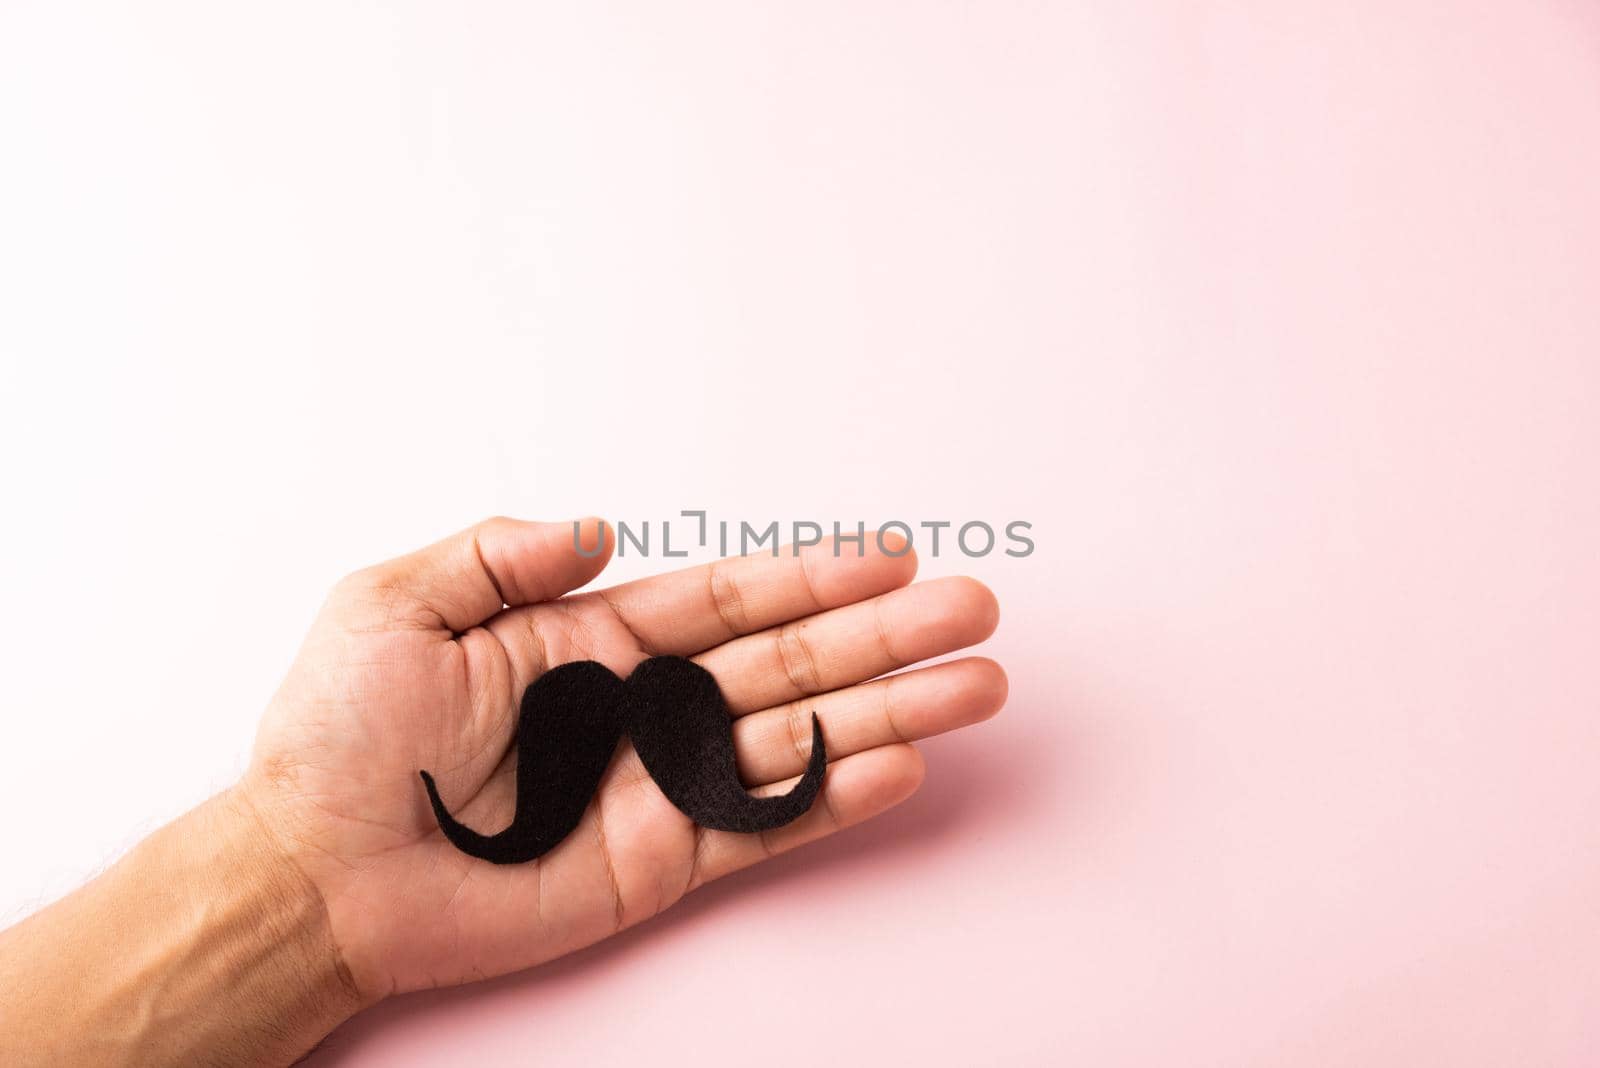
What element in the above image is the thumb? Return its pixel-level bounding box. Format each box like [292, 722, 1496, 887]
[338, 516, 614, 632]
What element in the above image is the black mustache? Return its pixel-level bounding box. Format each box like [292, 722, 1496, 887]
[419, 656, 827, 865]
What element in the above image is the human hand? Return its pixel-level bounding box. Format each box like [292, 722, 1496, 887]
[240, 517, 1005, 1002]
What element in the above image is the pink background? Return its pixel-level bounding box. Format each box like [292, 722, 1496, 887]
[3, 3, 1599, 1065]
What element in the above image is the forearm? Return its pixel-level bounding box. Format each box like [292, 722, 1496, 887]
[0, 789, 366, 1067]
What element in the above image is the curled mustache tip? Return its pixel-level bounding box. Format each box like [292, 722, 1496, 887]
[418, 769, 547, 865]
[675, 711, 828, 834]
[626, 655, 829, 835]
[740, 710, 827, 830]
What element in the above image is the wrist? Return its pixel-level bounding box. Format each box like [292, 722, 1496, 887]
[196, 787, 372, 1056]
[0, 788, 367, 1066]
[152, 787, 370, 1063]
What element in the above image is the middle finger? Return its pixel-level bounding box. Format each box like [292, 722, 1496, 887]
[693, 576, 999, 715]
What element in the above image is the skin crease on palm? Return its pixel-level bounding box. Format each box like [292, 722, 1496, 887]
[240, 517, 1005, 1000]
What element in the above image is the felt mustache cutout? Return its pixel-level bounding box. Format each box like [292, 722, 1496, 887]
[419, 656, 827, 865]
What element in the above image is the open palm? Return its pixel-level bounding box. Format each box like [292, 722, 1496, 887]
[242, 518, 1004, 1001]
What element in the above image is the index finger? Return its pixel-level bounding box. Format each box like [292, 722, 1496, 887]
[587, 530, 917, 657]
